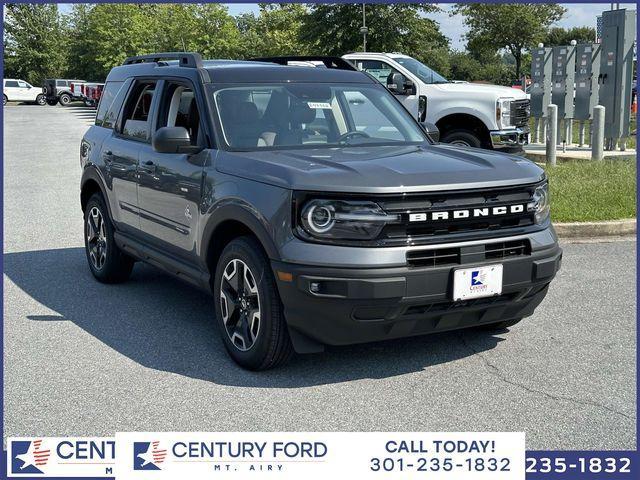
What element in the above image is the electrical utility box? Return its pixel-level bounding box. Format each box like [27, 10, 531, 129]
[574, 44, 601, 121]
[530, 47, 553, 118]
[598, 9, 636, 140]
[551, 45, 576, 119]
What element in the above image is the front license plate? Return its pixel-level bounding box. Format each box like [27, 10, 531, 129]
[453, 264, 503, 301]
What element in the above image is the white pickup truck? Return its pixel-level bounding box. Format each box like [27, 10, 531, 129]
[343, 52, 530, 153]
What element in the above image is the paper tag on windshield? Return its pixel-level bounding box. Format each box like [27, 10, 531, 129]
[307, 102, 332, 109]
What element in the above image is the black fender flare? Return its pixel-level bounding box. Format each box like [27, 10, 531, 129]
[80, 166, 113, 220]
[201, 204, 281, 267]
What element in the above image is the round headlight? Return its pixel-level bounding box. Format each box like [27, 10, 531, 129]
[304, 203, 335, 233]
[530, 183, 550, 224]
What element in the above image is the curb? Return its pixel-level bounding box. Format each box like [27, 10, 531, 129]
[554, 219, 636, 238]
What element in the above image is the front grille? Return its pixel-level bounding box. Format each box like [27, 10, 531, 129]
[406, 239, 530, 267]
[485, 239, 530, 259]
[510, 99, 530, 127]
[378, 184, 538, 246]
[407, 247, 460, 267]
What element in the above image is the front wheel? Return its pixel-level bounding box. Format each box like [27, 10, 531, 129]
[59, 93, 71, 106]
[83, 193, 134, 283]
[441, 129, 482, 148]
[36, 94, 46, 106]
[3, 95, 7, 106]
[213, 236, 293, 370]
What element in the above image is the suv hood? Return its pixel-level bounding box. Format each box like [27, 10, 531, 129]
[216, 144, 544, 194]
[433, 82, 527, 100]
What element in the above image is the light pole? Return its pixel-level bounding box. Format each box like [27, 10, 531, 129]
[360, 3, 368, 52]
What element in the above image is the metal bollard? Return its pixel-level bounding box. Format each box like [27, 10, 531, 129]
[533, 118, 540, 143]
[546, 104, 557, 167]
[579, 121, 585, 147]
[591, 105, 605, 161]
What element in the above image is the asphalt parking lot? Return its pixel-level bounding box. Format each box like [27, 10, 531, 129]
[3, 104, 636, 450]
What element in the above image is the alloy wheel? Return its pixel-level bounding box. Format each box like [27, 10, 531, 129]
[219, 259, 261, 351]
[86, 206, 108, 270]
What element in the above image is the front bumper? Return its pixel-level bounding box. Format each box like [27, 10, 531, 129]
[272, 242, 561, 352]
[490, 127, 529, 152]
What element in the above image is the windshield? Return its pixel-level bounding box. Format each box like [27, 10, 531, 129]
[394, 57, 448, 84]
[212, 83, 427, 150]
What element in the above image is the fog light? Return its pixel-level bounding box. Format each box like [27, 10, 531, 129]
[309, 282, 321, 294]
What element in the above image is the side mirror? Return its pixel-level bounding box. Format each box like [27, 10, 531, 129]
[387, 73, 407, 95]
[420, 122, 439, 143]
[152, 126, 202, 154]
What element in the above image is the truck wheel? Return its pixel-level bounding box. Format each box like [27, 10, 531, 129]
[482, 318, 523, 330]
[3, 95, 7, 106]
[84, 193, 134, 283]
[59, 93, 72, 106]
[214, 236, 293, 370]
[46, 98, 58, 106]
[36, 94, 46, 106]
[441, 130, 482, 148]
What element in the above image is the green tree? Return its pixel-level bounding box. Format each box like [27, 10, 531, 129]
[3, 4, 67, 85]
[301, 4, 450, 74]
[454, 3, 566, 79]
[237, 4, 309, 58]
[544, 26, 596, 46]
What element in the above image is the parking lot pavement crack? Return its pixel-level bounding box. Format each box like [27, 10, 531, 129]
[457, 334, 635, 421]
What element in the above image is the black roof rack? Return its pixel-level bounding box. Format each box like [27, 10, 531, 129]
[249, 56, 358, 72]
[122, 52, 203, 69]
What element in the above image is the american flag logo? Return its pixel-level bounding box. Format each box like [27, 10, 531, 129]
[13, 439, 51, 473]
[134, 440, 167, 470]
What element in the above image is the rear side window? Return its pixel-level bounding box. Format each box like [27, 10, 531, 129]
[95, 81, 124, 128]
[120, 81, 157, 141]
[5, 80, 19, 87]
[56, 80, 67, 87]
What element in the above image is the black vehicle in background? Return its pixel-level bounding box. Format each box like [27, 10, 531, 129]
[42, 78, 86, 106]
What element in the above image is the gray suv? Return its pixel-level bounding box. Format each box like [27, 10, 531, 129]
[80, 53, 561, 370]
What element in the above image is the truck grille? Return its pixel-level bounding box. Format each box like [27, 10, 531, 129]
[406, 239, 530, 267]
[510, 99, 530, 127]
[377, 184, 538, 246]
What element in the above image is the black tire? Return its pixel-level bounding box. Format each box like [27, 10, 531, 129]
[83, 193, 134, 283]
[46, 98, 58, 106]
[36, 94, 46, 106]
[59, 93, 71, 106]
[84, 99, 93, 108]
[441, 129, 482, 148]
[213, 236, 293, 370]
[481, 318, 523, 330]
[3, 95, 7, 106]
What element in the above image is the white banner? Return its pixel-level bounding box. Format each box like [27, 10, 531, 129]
[7, 437, 115, 477]
[115, 432, 525, 480]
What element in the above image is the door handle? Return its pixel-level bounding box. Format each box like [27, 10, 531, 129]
[139, 160, 157, 173]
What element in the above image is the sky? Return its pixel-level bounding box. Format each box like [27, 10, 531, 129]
[59, 3, 636, 51]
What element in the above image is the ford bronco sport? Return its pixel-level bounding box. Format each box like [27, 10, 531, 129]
[80, 53, 561, 370]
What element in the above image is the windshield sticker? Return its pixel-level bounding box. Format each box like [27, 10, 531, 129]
[307, 102, 332, 109]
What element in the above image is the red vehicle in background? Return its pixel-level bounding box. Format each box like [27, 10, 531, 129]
[83, 83, 104, 108]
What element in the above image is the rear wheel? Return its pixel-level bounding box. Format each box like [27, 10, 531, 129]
[83, 193, 134, 283]
[482, 318, 523, 330]
[213, 236, 293, 370]
[3, 95, 7, 106]
[36, 94, 46, 106]
[46, 98, 58, 106]
[441, 129, 482, 148]
[59, 93, 71, 106]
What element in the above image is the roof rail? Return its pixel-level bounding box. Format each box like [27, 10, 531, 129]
[249, 56, 358, 72]
[122, 52, 203, 69]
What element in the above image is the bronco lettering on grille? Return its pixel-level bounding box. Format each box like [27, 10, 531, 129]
[409, 204, 525, 222]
